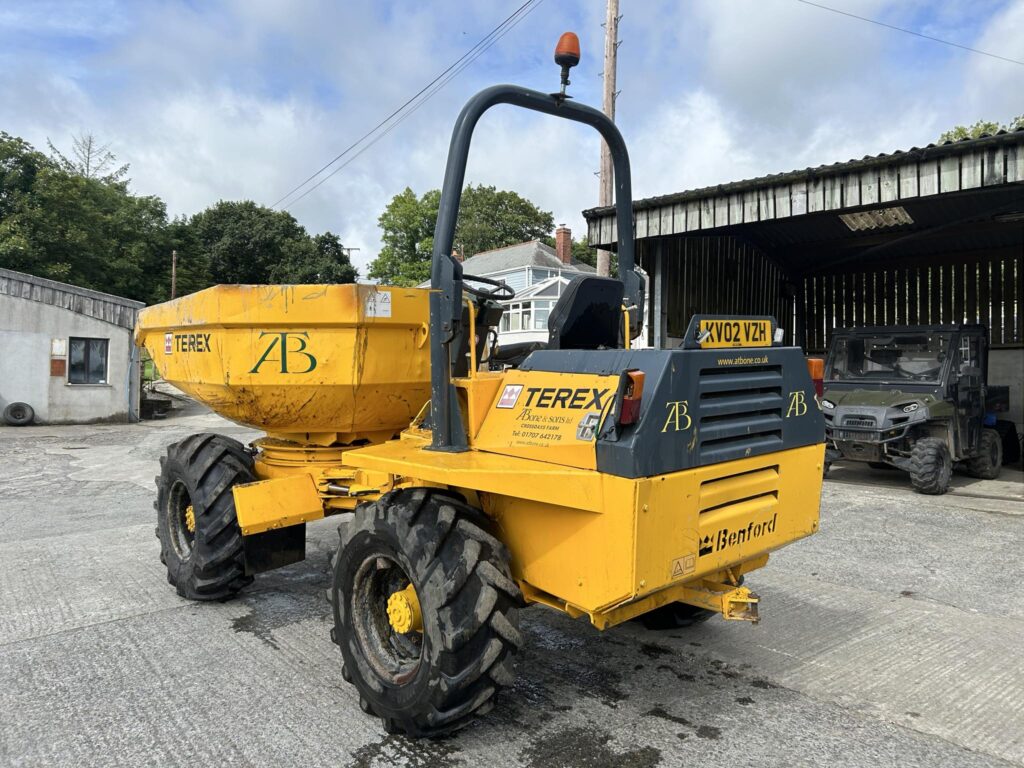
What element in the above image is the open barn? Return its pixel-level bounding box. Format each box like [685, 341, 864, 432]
[585, 129, 1024, 433]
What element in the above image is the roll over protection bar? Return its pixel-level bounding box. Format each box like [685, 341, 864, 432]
[428, 84, 640, 451]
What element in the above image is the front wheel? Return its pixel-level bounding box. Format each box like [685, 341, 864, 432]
[908, 437, 952, 495]
[966, 428, 1002, 479]
[155, 433, 255, 600]
[330, 488, 522, 737]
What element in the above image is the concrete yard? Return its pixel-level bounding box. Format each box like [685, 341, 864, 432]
[1, 407, 1022, 768]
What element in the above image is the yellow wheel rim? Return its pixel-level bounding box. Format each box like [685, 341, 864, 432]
[184, 504, 196, 534]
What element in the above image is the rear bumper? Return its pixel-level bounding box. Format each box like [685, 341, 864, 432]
[492, 443, 825, 626]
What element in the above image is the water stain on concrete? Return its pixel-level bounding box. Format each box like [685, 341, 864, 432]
[347, 734, 461, 768]
[643, 706, 692, 727]
[522, 726, 661, 768]
[696, 725, 722, 740]
[229, 567, 330, 650]
[640, 642, 674, 659]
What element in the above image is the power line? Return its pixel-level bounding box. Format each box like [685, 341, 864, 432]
[272, 0, 542, 210]
[281, 0, 546, 211]
[795, 0, 1024, 67]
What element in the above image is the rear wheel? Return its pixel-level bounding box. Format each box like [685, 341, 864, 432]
[330, 488, 522, 737]
[966, 428, 1002, 479]
[155, 433, 255, 600]
[908, 437, 951, 495]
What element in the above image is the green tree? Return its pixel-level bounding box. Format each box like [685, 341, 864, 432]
[1, 132, 357, 304]
[274, 231, 357, 284]
[454, 184, 554, 257]
[939, 115, 1024, 143]
[47, 133, 129, 183]
[1, 132, 171, 301]
[368, 187, 439, 286]
[369, 184, 554, 286]
[186, 201, 303, 284]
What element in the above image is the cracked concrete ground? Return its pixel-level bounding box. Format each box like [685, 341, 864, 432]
[1, 404, 1022, 767]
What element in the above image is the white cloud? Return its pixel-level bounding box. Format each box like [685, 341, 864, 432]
[2, 0, 1022, 275]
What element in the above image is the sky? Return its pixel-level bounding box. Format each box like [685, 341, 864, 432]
[1, 0, 1022, 274]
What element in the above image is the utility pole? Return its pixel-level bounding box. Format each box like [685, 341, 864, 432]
[170, 249, 178, 299]
[597, 0, 620, 277]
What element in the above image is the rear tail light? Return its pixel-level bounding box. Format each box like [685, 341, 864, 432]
[806, 357, 824, 398]
[619, 370, 645, 425]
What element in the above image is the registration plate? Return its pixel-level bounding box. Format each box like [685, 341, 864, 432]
[698, 319, 772, 348]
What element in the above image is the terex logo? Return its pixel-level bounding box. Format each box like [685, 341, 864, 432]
[523, 387, 609, 410]
[698, 513, 778, 557]
[171, 333, 212, 353]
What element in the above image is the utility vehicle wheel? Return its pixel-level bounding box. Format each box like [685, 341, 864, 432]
[3, 402, 34, 426]
[155, 433, 255, 600]
[908, 438, 951, 495]
[330, 488, 522, 737]
[966, 428, 1002, 479]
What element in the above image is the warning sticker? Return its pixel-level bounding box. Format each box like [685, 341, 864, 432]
[670, 554, 696, 580]
[364, 291, 392, 318]
[496, 384, 523, 409]
[164, 332, 173, 354]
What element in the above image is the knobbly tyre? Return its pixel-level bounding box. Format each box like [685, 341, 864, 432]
[136, 33, 826, 737]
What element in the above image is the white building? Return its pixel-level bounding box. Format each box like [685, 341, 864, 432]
[458, 227, 595, 345]
[0, 268, 142, 425]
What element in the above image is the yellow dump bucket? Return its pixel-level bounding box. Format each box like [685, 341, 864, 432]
[135, 284, 431, 444]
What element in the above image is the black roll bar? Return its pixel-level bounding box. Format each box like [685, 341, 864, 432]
[428, 84, 639, 451]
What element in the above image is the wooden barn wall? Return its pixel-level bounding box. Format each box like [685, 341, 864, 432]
[801, 248, 1022, 352]
[639, 237, 794, 343]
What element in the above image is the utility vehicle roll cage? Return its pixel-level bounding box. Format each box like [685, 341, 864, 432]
[427, 84, 642, 451]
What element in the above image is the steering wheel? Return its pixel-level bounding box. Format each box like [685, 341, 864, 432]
[462, 273, 515, 301]
[895, 362, 938, 381]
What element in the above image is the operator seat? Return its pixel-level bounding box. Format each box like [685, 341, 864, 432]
[490, 275, 624, 368]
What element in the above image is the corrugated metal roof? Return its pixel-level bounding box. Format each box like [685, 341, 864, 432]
[583, 127, 1024, 220]
[0, 268, 143, 330]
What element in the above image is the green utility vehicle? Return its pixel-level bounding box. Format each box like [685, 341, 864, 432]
[822, 325, 1013, 494]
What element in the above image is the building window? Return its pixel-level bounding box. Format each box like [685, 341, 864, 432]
[69, 337, 109, 384]
[533, 300, 553, 329]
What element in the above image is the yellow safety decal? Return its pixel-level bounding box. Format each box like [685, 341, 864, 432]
[474, 370, 620, 469]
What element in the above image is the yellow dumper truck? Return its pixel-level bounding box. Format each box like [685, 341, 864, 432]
[137, 35, 825, 737]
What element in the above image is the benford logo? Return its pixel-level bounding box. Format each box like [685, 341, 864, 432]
[698, 513, 778, 557]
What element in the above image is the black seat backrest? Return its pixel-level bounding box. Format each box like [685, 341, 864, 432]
[547, 275, 623, 350]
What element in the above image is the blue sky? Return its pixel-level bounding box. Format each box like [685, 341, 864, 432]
[1, 0, 1021, 271]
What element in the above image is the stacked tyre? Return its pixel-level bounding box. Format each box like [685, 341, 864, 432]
[3, 402, 34, 426]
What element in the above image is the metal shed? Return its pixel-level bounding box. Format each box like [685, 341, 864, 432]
[584, 128, 1024, 427]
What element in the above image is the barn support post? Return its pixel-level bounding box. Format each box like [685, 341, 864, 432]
[652, 239, 665, 348]
[794, 272, 808, 351]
